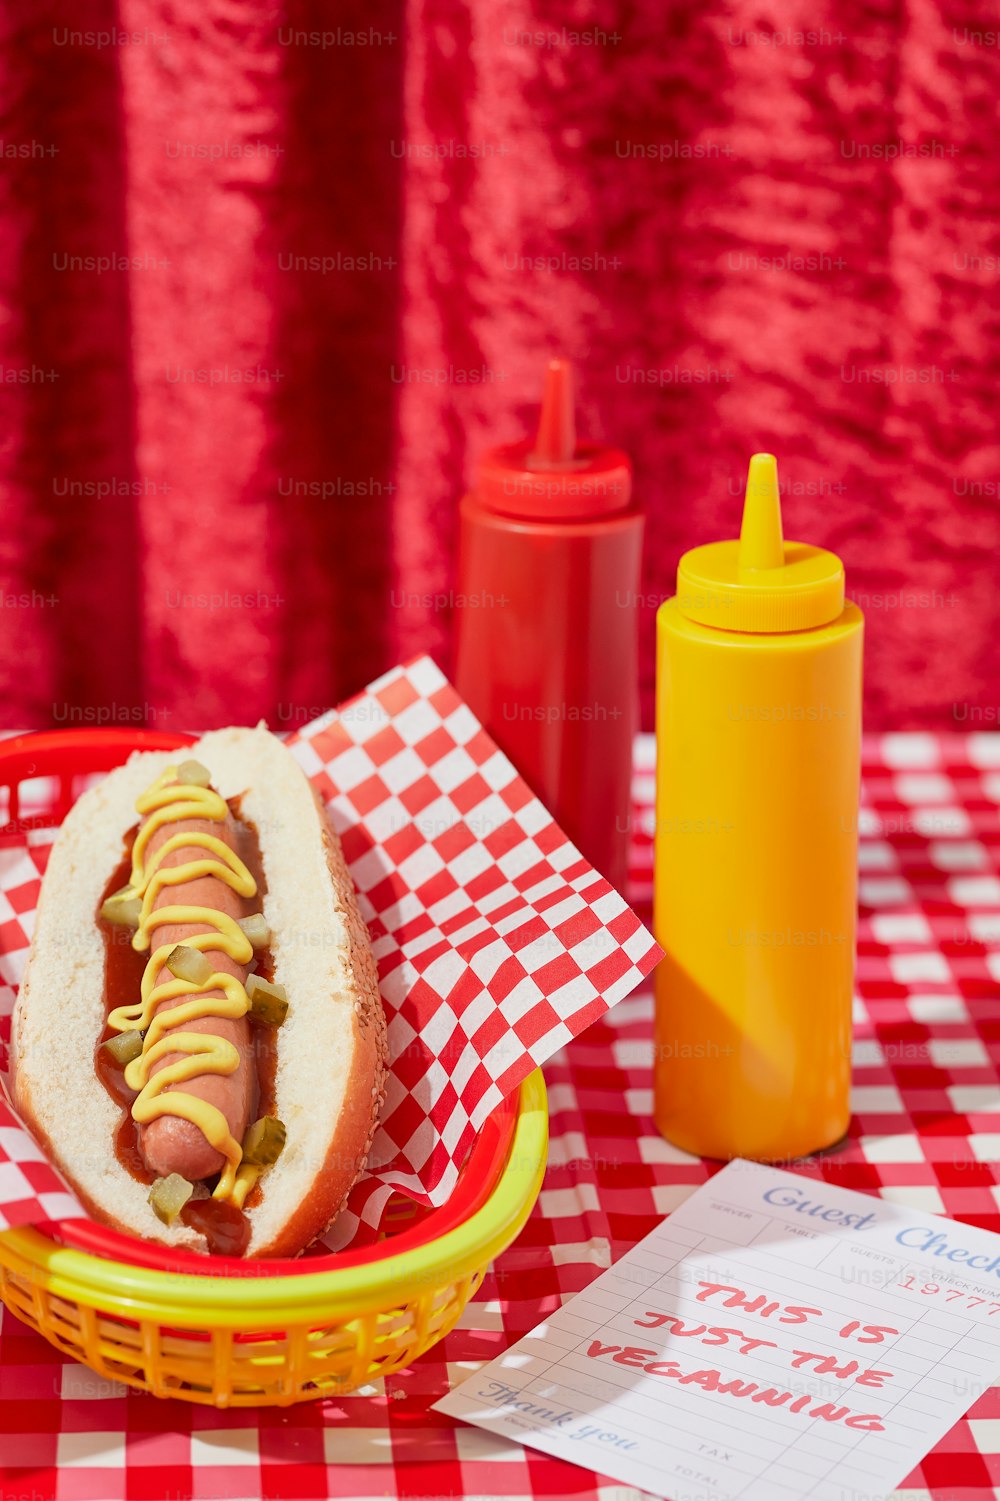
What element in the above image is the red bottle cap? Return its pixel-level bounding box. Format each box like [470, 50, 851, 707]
[475, 359, 633, 521]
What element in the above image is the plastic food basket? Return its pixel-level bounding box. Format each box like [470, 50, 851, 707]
[0, 729, 549, 1406]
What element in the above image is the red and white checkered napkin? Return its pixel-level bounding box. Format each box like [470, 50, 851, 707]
[0, 656, 661, 1250]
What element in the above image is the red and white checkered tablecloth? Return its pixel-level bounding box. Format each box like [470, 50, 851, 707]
[4, 731, 1000, 1501]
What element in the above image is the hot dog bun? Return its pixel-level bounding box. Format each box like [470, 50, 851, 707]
[11, 725, 387, 1257]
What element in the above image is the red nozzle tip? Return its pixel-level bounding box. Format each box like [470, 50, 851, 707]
[530, 358, 576, 468]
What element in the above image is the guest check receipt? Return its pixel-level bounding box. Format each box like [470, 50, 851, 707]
[437, 1161, 1000, 1500]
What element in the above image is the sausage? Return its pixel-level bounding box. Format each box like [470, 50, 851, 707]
[137, 811, 255, 1181]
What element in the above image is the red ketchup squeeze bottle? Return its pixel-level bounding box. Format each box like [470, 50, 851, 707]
[454, 359, 644, 891]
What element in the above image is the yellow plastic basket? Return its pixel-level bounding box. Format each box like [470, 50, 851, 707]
[0, 729, 549, 1406]
[0, 1070, 547, 1406]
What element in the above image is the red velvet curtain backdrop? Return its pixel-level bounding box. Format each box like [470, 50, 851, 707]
[0, 2, 997, 733]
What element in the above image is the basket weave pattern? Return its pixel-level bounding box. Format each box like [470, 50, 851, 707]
[0, 1247, 487, 1404]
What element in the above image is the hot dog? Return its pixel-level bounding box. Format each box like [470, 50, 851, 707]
[12, 726, 388, 1257]
[134, 806, 255, 1184]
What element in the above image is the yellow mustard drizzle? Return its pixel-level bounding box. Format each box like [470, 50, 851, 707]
[105, 768, 264, 1207]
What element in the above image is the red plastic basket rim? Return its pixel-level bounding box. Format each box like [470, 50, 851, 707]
[1, 727, 519, 1278]
[48, 1088, 518, 1277]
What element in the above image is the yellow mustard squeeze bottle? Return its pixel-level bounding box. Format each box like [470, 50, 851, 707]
[654, 454, 863, 1161]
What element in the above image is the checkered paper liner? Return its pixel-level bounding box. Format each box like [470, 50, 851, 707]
[0, 655, 660, 1247]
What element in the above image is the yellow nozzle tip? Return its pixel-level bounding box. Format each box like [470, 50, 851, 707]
[748, 452, 777, 485]
[739, 452, 784, 572]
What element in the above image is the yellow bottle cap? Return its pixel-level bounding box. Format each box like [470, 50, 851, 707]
[676, 454, 845, 633]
